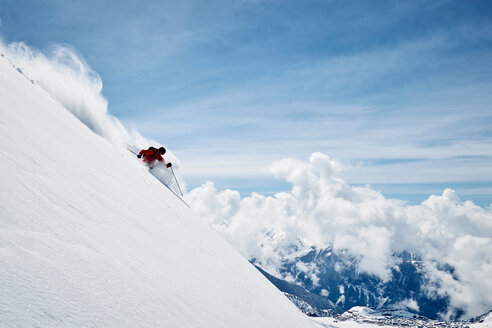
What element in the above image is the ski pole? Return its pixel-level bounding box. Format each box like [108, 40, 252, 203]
[170, 166, 184, 196]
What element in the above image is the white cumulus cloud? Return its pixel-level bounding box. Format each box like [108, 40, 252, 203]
[186, 152, 492, 319]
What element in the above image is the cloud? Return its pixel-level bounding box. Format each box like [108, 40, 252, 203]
[186, 152, 492, 318]
[392, 298, 420, 312]
[186, 181, 240, 226]
[126, 29, 492, 187]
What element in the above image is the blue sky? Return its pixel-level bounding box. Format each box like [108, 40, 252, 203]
[1, 0, 492, 206]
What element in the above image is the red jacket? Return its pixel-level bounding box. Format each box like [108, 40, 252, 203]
[139, 148, 164, 164]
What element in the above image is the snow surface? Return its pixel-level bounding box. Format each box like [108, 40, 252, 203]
[472, 311, 492, 328]
[0, 54, 314, 327]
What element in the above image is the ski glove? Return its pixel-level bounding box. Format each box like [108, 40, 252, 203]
[166, 163, 172, 168]
[137, 154, 142, 158]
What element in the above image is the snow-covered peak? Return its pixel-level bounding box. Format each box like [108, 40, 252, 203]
[0, 54, 314, 327]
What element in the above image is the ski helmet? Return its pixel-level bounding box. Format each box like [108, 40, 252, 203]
[159, 147, 166, 154]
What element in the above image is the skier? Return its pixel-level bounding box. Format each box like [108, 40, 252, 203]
[137, 146, 172, 168]
[135, 146, 184, 197]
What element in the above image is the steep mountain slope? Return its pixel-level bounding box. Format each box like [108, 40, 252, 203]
[255, 265, 339, 317]
[0, 54, 314, 328]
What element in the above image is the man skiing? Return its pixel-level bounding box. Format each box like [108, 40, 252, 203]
[135, 146, 183, 197]
[137, 146, 172, 168]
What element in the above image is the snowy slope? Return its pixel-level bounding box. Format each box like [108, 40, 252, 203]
[470, 311, 492, 328]
[0, 55, 314, 327]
